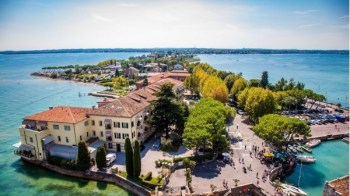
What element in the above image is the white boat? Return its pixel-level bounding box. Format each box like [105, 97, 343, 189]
[281, 183, 308, 196]
[288, 145, 297, 153]
[296, 146, 304, 152]
[305, 139, 321, 148]
[296, 155, 316, 163]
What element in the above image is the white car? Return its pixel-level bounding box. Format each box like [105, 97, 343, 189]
[106, 153, 116, 166]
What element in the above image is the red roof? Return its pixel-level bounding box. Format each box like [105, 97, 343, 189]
[24, 106, 91, 124]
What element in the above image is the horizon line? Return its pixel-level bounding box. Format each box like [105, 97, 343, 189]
[1, 47, 349, 53]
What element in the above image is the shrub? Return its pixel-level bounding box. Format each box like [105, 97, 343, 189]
[173, 153, 215, 163]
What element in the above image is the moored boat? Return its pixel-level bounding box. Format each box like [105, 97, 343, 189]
[296, 146, 304, 152]
[281, 183, 308, 196]
[288, 145, 297, 153]
[301, 145, 312, 153]
[296, 155, 316, 163]
[305, 139, 321, 148]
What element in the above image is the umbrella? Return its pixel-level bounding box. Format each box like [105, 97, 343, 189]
[275, 153, 282, 158]
[263, 152, 274, 157]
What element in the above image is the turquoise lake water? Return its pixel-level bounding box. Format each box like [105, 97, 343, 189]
[283, 140, 349, 196]
[0, 52, 348, 195]
[199, 54, 349, 107]
[0, 52, 147, 196]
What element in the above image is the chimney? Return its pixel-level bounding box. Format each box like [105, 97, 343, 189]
[49, 106, 53, 110]
[92, 106, 96, 110]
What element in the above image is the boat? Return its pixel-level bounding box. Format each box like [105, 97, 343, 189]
[296, 155, 316, 163]
[281, 183, 308, 196]
[305, 139, 321, 148]
[296, 146, 304, 152]
[289, 147, 297, 153]
[301, 146, 312, 153]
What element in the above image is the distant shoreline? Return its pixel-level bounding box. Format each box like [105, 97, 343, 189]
[1, 48, 348, 55]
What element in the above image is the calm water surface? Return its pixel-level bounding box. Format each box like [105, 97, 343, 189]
[0, 52, 147, 196]
[283, 140, 349, 196]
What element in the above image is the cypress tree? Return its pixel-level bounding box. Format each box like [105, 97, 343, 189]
[96, 146, 107, 169]
[133, 140, 141, 177]
[124, 137, 134, 177]
[260, 71, 269, 88]
[143, 78, 148, 87]
[77, 141, 90, 171]
[115, 69, 120, 77]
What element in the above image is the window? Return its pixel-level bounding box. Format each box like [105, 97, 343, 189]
[122, 123, 128, 129]
[92, 120, 95, 126]
[114, 122, 120, 128]
[99, 121, 103, 126]
[122, 133, 129, 139]
[114, 132, 121, 139]
[84, 121, 89, 126]
[64, 125, 70, 131]
[100, 131, 103, 137]
[66, 137, 69, 143]
[132, 132, 135, 138]
[131, 121, 134, 127]
[58, 136, 61, 142]
[53, 124, 59, 130]
[29, 137, 33, 143]
[86, 132, 89, 137]
[93, 130, 96, 136]
[80, 135, 82, 141]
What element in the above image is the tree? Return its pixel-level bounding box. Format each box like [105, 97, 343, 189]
[124, 138, 134, 177]
[184, 74, 199, 95]
[133, 140, 141, 177]
[183, 98, 235, 154]
[149, 83, 184, 138]
[260, 71, 269, 88]
[248, 79, 261, 88]
[115, 69, 120, 77]
[77, 141, 90, 171]
[183, 158, 196, 170]
[238, 87, 276, 123]
[224, 74, 239, 91]
[201, 76, 229, 103]
[96, 146, 107, 169]
[253, 114, 311, 150]
[143, 78, 148, 87]
[231, 77, 247, 101]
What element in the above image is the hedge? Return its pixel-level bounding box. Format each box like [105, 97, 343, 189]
[173, 153, 215, 163]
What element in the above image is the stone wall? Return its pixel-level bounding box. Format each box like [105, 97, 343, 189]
[22, 158, 151, 196]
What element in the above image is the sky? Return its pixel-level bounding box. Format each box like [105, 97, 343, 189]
[0, 0, 348, 50]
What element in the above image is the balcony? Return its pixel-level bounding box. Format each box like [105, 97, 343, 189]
[105, 125, 112, 130]
[20, 125, 48, 132]
[106, 136, 112, 142]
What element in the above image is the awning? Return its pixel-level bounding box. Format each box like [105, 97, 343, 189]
[20, 144, 34, 151]
[263, 152, 274, 157]
[104, 119, 111, 124]
[22, 120, 36, 126]
[42, 135, 54, 145]
[89, 139, 105, 149]
[48, 144, 78, 160]
[38, 121, 48, 126]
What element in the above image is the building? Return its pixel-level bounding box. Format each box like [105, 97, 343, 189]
[124, 67, 140, 79]
[135, 70, 190, 89]
[323, 175, 349, 196]
[173, 64, 184, 70]
[14, 78, 184, 161]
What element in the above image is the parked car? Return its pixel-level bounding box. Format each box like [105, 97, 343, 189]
[152, 140, 161, 150]
[106, 153, 116, 166]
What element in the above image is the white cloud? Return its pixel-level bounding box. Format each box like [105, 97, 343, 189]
[339, 15, 349, 19]
[298, 23, 319, 28]
[91, 13, 112, 23]
[118, 3, 138, 7]
[293, 10, 317, 15]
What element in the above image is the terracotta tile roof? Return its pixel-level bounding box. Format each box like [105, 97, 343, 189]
[328, 175, 349, 196]
[24, 106, 91, 124]
[88, 78, 183, 118]
[136, 71, 190, 86]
